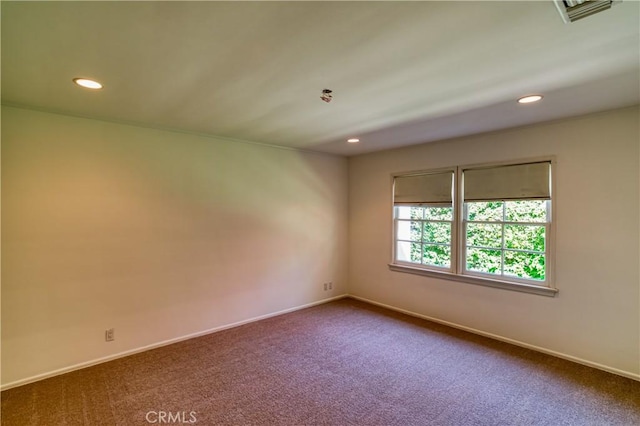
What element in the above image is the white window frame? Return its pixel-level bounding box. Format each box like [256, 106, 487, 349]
[390, 158, 557, 297]
[460, 200, 550, 285]
[394, 204, 455, 273]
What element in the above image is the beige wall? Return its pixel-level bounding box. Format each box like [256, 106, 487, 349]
[349, 106, 640, 377]
[1, 106, 349, 386]
[3, 104, 639, 387]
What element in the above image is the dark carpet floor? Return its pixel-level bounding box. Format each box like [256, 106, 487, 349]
[2, 298, 639, 425]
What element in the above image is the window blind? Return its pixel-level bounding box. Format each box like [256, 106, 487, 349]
[463, 161, 551, 201]
[394, 171, 453, 205]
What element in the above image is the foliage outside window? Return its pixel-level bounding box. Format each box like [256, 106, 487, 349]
[464, 200, 548, 281]
[396, 205, 453, 269]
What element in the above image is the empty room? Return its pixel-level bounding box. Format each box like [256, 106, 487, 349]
[1, 1, 639, 425]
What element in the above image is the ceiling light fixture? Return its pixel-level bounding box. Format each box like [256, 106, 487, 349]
[517, 95, 543, 104]
[73, 78, 103, 90]
[347, 138, 360, 143]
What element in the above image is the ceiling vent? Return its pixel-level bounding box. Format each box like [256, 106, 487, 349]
[554, 0, 620, 23]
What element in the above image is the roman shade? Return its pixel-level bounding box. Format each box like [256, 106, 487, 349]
[463, 161, 551, 201]
[394, 171, 453, 205]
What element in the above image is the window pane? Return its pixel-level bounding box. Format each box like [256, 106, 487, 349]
[505, 200, 547, 223]
[466, 248, 501, 274]
[504, 251, 545, 281]
[423, 222, 451, 244]
[396, 242, 422, 264]
[397, 220, 422, 241]
[505, 225, 545, 252]
[410, 207, 424, 220]
[466, 201, 503, 221]
[423, 206, 453, 221]
[423, 244, 450, 268]
[397, 206, 413, 219]
[467, 223, 502, 249]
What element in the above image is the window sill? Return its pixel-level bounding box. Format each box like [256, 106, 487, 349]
[388, 263, 558, 297]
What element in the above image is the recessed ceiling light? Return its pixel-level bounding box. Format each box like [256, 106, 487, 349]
[517, 95, 543, 104]
[73, 78, 103, 90]
[347, 138, 360, 143]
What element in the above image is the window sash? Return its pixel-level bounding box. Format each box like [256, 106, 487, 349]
[460, 199, 550, 283]
[461, 221, 549, 283]
[394, 242, 453, 271]
[394, 206, 454, 272]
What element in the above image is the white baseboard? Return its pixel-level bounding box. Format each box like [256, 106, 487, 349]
[348, 294, 640, 382]
[1, 294, 349, 391]
[5, 293, 636, 390]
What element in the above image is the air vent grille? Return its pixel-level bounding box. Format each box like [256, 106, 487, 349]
[554, 0, 619, 23]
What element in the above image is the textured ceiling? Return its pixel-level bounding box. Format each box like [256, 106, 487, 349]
[2, 1, 639, 156]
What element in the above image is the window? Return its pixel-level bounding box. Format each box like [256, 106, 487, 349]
[396, 205, 453, 269]
[463, 200, 548, 282]
[394, 170, 454, 270]
[391, 160, 556, 296]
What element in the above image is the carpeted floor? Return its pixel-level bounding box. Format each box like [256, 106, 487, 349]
[2, 298, 639, 425]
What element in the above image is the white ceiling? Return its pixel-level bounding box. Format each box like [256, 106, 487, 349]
[2, 1, 639, 156]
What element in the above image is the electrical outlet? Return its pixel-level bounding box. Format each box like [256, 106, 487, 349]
[323, 283, 328, 291]
[328, 282, 333, 290]
[105, 328, 115, 342]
